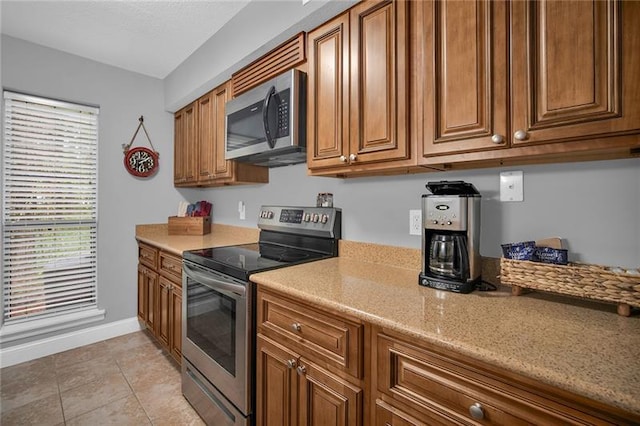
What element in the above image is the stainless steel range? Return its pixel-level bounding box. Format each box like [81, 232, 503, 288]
[181, 206, 341, 425]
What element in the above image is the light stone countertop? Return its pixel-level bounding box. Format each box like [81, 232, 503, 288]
[134, 227, 640, 416]
[250, 252, 640, 417]
[135, 223, 259, 255]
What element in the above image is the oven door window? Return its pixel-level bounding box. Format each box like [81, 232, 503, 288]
[187, 281, 237, 376]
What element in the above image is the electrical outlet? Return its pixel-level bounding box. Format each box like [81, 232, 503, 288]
[409, 210, 422, 235]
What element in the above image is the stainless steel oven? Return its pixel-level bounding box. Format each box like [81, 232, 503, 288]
[182, 262, 252, 426]
[181, 206, 341, 425]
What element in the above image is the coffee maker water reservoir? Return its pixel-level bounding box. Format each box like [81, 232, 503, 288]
[419, 181, 481, 293]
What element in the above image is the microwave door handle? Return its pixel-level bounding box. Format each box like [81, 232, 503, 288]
[183, 263, 246, 297]
[262, 86, 277, 148]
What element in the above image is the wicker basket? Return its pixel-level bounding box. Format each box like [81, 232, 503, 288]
[500, 258, 640, 316]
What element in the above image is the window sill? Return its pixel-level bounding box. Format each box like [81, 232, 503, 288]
[0, 308, 106, 344]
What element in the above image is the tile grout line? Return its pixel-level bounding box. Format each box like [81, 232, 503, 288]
[115, 353, 155, 425]
[53, 357, 67, 426]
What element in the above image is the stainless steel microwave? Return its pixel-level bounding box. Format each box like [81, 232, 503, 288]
[225, 69, 306, 167]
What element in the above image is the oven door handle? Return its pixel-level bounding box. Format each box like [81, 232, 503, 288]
[183, 263, 246, 297]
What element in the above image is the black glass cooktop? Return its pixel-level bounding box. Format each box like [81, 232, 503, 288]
[183, 242, 331, 281]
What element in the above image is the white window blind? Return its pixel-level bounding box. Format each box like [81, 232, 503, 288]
[2, 91, 99, 324]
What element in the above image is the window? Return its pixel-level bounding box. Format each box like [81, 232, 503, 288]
[2, 91, 103, 339]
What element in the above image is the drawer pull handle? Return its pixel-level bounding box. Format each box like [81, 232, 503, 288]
[291, 323, 302, 332]
[296, 365, 306, 376]
[469, 403, 484, 420]
[286, 359, 297, 369]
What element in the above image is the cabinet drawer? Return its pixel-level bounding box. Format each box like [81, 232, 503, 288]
[377, 333, 615, 426]
[159, 251, 182, 284]
[138, 242, 158, 269]
[258, 290, 363, 378]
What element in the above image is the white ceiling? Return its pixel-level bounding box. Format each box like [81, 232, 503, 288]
[0, 0, 254, 79]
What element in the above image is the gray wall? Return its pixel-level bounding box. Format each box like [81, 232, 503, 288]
[184, 158, 640, 269]
[1, 35, 187, 345]
[164, 0, 356, 112]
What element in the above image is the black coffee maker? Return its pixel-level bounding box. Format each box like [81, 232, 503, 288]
[419, 181, 481, 293]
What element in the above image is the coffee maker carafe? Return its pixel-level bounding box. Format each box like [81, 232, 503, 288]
[419, 181, 481, 293]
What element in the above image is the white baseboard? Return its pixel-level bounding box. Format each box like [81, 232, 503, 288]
[0, 317, 143, 368]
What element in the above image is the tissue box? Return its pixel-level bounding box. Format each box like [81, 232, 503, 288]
[168, 216, 211, 235]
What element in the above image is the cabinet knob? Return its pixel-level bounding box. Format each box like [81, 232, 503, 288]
[349, 153, 357, 162]
[339, 155, 347, 163]
[491, 134, 504, 144]
[291, 323, 302, 332]
[286, 359, 297, 369]
[514, 130, 528, 141]
[296, 365, 307, 376]
[469, 402, 485, 420]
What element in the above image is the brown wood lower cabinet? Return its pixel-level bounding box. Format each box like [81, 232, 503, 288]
[137, 242, 182, 364]
[137, 263, 156, 330]
[256, 288, 365, 426]
[373, 329, 640, 426]
[256, 335, 363, 426]
[254, 287, 639, 425]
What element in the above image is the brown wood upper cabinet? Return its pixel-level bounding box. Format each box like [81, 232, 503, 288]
[417, 0, 640, 165]
[174, 81, 268, 187]
[174, 102, 197, 185]
[307, 0, 411, 176]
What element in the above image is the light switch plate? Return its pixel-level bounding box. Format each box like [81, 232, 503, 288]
[500, 171, 524, 202]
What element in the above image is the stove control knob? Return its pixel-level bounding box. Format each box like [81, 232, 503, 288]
[312, 214, 320, 223]
[447, 221, 452, 225]
[304, 213, 311, 222]
[267, 211, 274, 219]
[321, 214, 329, 224]
[432, 220, 438, 225]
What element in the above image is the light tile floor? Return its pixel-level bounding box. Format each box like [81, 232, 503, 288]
[0, 330, 205, 425]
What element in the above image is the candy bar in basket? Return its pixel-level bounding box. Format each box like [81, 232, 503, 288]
[501, 237, 568, 265]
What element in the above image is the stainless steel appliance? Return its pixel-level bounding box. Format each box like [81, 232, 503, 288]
[225, 69, 306, 167]
[419, 181, 481, 293]
[181, 206, 341, 425]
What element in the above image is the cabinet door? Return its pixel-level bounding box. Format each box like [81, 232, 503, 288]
[307, 12, 351, 170]
[174, 102, 197, 185]
[297, 359, 363, 426]
[419, 0, 508, 156]
[197, 91, 215, 181]
[510, 0, 640, 145]
[137, 264, 148, 323]
[170, 284, 182, 362]
[256, 335, 298, 426]
[157, 276, 171, 348]
[213, 82, 234, 179]
[349, 0, 409, 165]
[144, 268, 158, 333]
